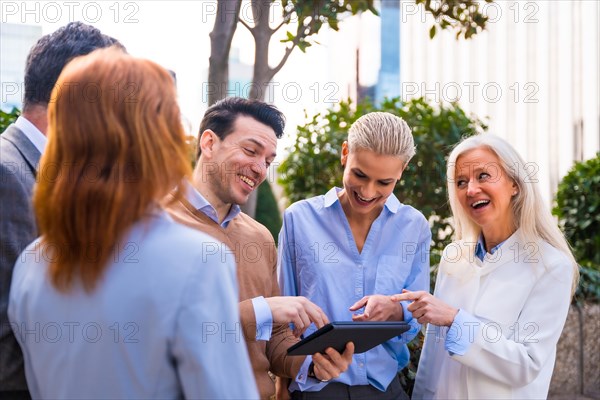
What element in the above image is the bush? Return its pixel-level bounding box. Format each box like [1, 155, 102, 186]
[0, 107, 20, 133]
[575, 262, 600, 303]
[553, 153, 600, 302]
[255, 180, 282, 245]
[278, 97, 487, 265]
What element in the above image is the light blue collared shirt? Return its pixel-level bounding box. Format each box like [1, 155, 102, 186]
[185, 182, 273, 340]
[474, 235, 505, 262]
[15, 116, 46, 154]
[278, 187, 431, 392]
[8, 210, 258, 399]
[185, 181, 241, 228]
[445, 235, 507, 356]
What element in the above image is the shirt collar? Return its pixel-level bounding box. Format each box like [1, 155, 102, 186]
[475, 234, 506, 261]
[323, 187, 401, 213]
[15, 116, 47, 154]
[184, 181, 241, 228]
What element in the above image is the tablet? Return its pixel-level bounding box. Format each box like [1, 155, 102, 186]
[286, 321, 410, 356]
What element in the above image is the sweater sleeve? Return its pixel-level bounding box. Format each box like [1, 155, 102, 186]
[265, 220, 306, 378]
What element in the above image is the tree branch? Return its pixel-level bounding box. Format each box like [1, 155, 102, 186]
[239, 18, 254, 35]
[270, 34, 302, 78]
[273, 20, 286, 33]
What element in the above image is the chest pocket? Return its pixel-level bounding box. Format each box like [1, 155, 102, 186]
[374, 255, 411, 295]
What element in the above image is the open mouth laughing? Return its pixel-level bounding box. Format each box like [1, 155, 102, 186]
[238, 174, 256, 189]
[354, 191, 377, 206]
[471, 199, 490, 210]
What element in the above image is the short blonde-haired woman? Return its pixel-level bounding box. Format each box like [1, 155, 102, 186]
[278, 112, 431, 399]
[8, 48, 258, 399]
[393, 133, 577, 399]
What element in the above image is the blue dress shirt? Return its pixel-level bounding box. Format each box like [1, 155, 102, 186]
[474, 234, 505, 262]
[8, 210, 259, 399]
[278, 187, 431, 392]
[185, 181, 241, 228]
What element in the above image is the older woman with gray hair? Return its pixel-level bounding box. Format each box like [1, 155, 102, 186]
[278, 112, 431, 399]
[393, 133, 578, 399]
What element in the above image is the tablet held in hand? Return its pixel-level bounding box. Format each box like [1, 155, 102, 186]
[287, 321, 410, 356]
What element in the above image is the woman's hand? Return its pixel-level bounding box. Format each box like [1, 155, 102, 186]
[349, 295, 404, 321]
[391, 290, 458, 327]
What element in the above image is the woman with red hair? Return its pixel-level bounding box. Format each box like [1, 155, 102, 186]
[8, 48, 258, 399]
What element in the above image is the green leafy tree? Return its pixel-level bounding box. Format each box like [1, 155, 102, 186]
[553, 153, 600, 302]
[208, 0, 494, 105]
[278, 96, 487, 264]
[417, 0, 494, 39]
[207, 0, 377, 105]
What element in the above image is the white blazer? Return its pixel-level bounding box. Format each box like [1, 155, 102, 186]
[413, 230, 573, 399]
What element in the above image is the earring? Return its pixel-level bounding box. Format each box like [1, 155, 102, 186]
[512, 191, 518, 196]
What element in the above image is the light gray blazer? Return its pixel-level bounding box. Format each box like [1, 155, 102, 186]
[0, 124, 40, 391]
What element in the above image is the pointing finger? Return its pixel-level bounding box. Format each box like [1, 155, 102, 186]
[348, 296, 369, 311]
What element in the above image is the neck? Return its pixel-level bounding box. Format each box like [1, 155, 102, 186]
[191, 166, 231, 223]
[338, 189, 381, 227]
[481, 225, 515, 252]
[22, 105, 48, 135]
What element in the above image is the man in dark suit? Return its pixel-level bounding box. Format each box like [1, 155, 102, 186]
[0, 22, 122, 398]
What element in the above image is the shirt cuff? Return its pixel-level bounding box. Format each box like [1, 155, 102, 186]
[251, 296, 273, 341]
[400, 300, 412, 322]
[445, 309, 480, 356]
[397, 300, 421, 343]
[290, 356, 329, 392]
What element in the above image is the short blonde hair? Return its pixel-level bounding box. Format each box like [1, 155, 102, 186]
[347, 112, 415, 163]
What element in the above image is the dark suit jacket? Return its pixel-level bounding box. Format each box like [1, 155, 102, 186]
[0, 124, 40, 391]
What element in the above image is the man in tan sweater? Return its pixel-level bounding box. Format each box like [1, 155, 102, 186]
[166, 97, 354, 399]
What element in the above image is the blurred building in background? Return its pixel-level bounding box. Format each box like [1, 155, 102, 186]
[397, 0, 599, 202]
[375, 0, 401, 104]
[1, 23, 42, 110]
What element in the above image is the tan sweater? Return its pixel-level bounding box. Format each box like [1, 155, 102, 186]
[166, 195, 305, 399]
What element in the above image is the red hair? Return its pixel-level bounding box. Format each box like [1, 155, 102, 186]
[34, 47, 191, 291]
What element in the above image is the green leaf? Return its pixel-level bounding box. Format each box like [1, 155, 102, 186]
[297, 40, 312, 53]
[429, 25, 437, 39]
[284, 30, 295, 43]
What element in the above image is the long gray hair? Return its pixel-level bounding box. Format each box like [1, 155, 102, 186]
[447, 134, 578, 294]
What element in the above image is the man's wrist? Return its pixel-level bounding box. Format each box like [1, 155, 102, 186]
[307, 362, 329, 382]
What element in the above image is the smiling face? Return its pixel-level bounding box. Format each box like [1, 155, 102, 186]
[338, 143, 405, 221]
[196, 115, 277, 213]
[455, 147, 518, 244]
